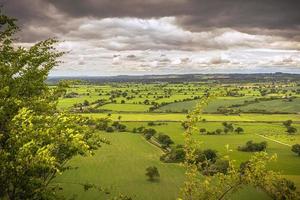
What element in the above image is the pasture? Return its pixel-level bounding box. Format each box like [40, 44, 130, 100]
[54, 133, 271, 200]
[55, 81, 300, 199]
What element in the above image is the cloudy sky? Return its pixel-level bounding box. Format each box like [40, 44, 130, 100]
[3, 0, 300, 76]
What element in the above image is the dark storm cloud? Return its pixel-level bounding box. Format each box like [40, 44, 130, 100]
[44, 0, 300, 30]
[3, 0, 300, 31]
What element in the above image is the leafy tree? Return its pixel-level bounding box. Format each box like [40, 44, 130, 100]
[160, 145, 185, 163]
[238, 140, 267, 152]
[291, 144, 300, 156]
[145, 166, 160, 181]
[215, 128, 222, 134]
[83, 100, 89, 106]
[222, 122, 234, 133]
[287, 126, 297, 134]
[180, 93, 299, 200]
[202, 149, 218, 162]
[199, 128, 206, 134]
[283, 120, 293, 127]
[157, 134, 174, 148]
[143, 128, 156, 139]
[95, 118, 110, 130]
[235, 127, 244, 134]
[0, 12, 103, 199]
[106, 126, 114, 132]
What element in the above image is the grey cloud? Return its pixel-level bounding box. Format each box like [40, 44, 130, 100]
[3, 0, 300, 41]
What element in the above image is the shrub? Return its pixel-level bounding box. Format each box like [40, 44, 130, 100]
[291, 144, 300, 156]
[106, 127, 114, 133]
[287, 126, 297, 134]
[235, 127, 244, 134]
[199, 128, 206, 134]
[160, 145, 185, 163]
[238, 140, 267, 152]
[148, 122, 155, 126]
[145, 166, 160, 181]
[156, 134, 174, 148]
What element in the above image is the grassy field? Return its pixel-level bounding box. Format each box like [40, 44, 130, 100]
[203, 96, 255, 113]
[54, 132, 271, 200]
[155, 99, 198, 112]
[55, 82, 300, 199]
[99, 103, 151, 112]
[82, 113, 300, 122]
[239, 98, 300, 113]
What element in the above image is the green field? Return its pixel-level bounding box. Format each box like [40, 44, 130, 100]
[99, 103, 151, 112]
[239, 98, 300, 113]
[203, 96, 255, 113]
[155, 99, 198, 112]
[55, 82, 300, 199]
[54, 133, 271, 200]
[82, 113, 300, 122]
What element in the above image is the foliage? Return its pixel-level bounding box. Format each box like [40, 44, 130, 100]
[0, 12, 104, 199]
[238, 140, 268, 152]
[179, 92, 300, 200]
[234, 127, 244, 134]
[145, 166, 160, 181]
[156, 133, 174, 148]
[143, 128, 157, 140]
[291, 144, 300, 156]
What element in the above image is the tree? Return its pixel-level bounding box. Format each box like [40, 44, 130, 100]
[199, 128, 206, 134]
[291, 144, 300, 156]
[215, 129, 222, 134]
[287, 126, 297, 135]
[145, 166, 160, 181]
[157, 134, 174, 148]
[143, 128, 157, 139]
[203, 149, 218, 162]
[238, 141, 267, 152]
[83, 100, 89, 106]
[283, 120, 293, 127]
[180, 93, 299, 200]
[0, 12, 103, 199]
[235, 127, 244, 134]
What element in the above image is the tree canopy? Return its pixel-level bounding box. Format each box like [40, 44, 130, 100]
[0, 11, 103, 199]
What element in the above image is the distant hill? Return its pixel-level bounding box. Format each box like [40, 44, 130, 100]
[47, 73, 300, 84]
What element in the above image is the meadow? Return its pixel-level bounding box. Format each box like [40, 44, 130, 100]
[54, 132, 271, 200]
[54, 81, 300, 199]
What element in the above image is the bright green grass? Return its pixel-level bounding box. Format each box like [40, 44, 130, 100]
[54, 133, 185, 200]
[82, 113, 300, 122]
[155, 99, 198, 112]
[239, 98, 300, 113]
[57, 95, 102, 109]
[54, 132, 270, 200]
[99, 103, 151, 112]
[203, 96, 255, 113]
[124, 122, 300, 177]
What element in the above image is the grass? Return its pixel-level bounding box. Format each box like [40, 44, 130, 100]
[203, 96, 255, 113]
[54, 132, 271, 200]
[99, 103, 151, 112]
[155, 99, 198, 112]
[54, 83, 300, 199]
[124, 122, 300, 176]
[239, 98, 300, 113]
[82, 113, 300, 122]
[54, 132, 185, 200]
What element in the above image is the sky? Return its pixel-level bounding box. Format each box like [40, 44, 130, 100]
[2, 0, 300, 76]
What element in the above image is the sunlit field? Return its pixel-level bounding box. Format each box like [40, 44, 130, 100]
[53, 82, 300, 199]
